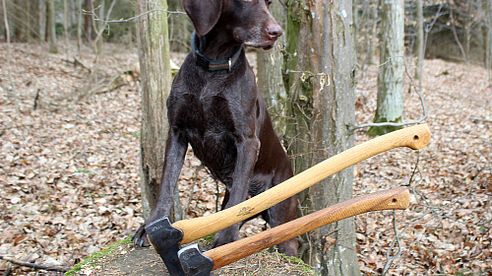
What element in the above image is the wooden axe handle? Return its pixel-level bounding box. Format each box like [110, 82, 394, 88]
[206, 187, 411, 270]
[173, 123, 430, 244]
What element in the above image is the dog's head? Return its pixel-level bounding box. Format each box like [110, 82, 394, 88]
[183, 0, 283, 49]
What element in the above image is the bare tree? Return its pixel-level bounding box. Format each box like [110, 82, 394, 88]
[415, 0, 424, 92]
[368, 0, 405, 136]
[83, 0, 94, 43]
[284, 1, 359, 274]
[256, 1, 287, 135]
[486, 0, 492, 83]
[77, 0, 83, 55]
[46, 0, 58, 53]
[92, 0, 117, 58]
[64, 0, 70, 49]
[39, 0, 46, 42]
[29, 0, 39, 41]
[136, 0, 180, 220]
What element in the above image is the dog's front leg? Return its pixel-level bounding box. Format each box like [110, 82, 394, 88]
[133, 128, 187, 247]
[213, 137, 260, 247]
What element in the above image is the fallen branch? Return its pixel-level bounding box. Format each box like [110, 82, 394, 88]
[0, 256, 68, 273]
[61, 57, 92, 73]
[33, 89, 41, 110]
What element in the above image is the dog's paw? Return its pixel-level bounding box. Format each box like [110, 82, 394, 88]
[132, 224, 150, 247]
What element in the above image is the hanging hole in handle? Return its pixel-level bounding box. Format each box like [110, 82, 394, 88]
[392, 198, 398, 203]
[413, 135, 419, 140]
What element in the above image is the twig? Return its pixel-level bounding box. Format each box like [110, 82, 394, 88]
[0, 256, 68, 273]
[92, 0, 117, 49]
[83, 9, 186, 24]
[352, 61, 428, 131]
[381, 211, 402, 275]
[448, 2, 467, 62]
[423, 4, 445, 49]
[379, 151, 421, 274]
[407, 152, 420, 186]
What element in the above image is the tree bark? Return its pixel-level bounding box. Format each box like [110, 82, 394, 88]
[28, 0, 39, 41]
[2, 0, 10, 50]
[256, 1, 287, 135]
[77, 0, 83, 55]
[366, 2, 378, 66]
[13, 0, 28, 42]
[94, 0, 105, 54]
[83, 0, 94, 44]
[486, 0, 492, 83]
[39, 0, 46, 42]
[46, 0, 58, 53]
[64, 0, 70, 48]
[284, 1, 359, 275]
[415, 0, 424, 92]
[368, 0, 405, 136]
[136, 0, 180, 220]
[0, 1, 4, 42]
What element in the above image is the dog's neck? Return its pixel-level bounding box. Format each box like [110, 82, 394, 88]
[192, 31, 244, 72]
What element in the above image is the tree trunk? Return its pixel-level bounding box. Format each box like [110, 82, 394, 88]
[1, 0, 9, 49]
[368, 0, 404, 136]
[95, 0, 105, 54]
[28, 0, 39, 41]
[415, 0, 424, 92]
[77, 0, 83, 55]
[46, 0, 58, 53]
[256, 1, 287, 135]
[0, 1, 4, 42]
[366, 2, 378, 66]
[486, 0, 492, 83]
[83, 0, 94, 44]
[13, 0, 28, 42]
[39, 0, 46, 42]
[64, 0, 70, 48]
[284, 1, 359, 275]
[136, 0, 180, 220]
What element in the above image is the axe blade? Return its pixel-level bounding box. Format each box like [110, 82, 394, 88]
[145, 217, 185, 276]
[178, 244, 214, 276]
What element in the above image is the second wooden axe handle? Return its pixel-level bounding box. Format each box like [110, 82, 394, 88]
[173, 124, 430, 244]
[206, 187, 411, 270]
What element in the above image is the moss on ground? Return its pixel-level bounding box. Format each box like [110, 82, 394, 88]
[65, 237, 132, 276]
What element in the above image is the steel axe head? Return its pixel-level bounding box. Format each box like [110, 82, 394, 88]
[178, 244, 214, 276]
[145, 217, 185, 275]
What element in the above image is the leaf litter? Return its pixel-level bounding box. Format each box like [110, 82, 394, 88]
[0, 43, 491, 275]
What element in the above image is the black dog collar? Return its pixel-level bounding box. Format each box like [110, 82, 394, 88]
[191, 33, 244, 72]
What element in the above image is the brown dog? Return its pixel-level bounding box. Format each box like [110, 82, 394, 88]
[133, 0, 298, 255]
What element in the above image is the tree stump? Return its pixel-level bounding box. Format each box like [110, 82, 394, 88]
[69, 242, 313, 275]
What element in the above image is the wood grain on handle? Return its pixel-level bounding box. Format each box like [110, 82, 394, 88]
[173, 123, 430, 244]
[206, 187, 411, 270]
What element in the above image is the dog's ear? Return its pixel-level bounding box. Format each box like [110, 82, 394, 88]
[182, 0, 222, 36]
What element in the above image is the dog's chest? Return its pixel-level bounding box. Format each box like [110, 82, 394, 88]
[173, 93, 237, 180]
[175, 93, 235, 134]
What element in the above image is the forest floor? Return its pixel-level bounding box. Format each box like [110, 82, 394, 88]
[0, 42, 491, 275]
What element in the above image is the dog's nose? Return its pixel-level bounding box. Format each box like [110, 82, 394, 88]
[266, 24, 283, 38]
